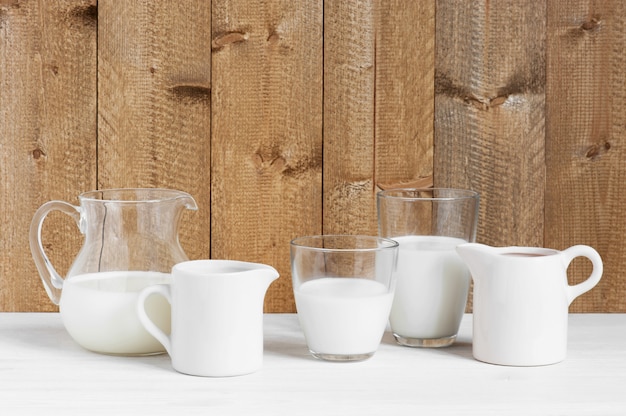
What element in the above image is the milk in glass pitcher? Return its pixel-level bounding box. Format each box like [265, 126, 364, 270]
[30, 188, 198, 356]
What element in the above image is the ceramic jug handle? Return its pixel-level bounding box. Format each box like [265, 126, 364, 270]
[29, 201, 81, 305]
[562, 245, 603, 305]
[137, 285, 173, 355]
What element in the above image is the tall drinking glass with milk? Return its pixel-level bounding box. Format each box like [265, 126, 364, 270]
[30, 188, 198, 355]
[377, 188, 479, 347]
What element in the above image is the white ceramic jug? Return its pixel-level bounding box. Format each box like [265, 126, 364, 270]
[137, 260, 279, 377]
[456, 243, 603, 366]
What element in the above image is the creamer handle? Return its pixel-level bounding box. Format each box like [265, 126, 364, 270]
[562, 245, 603, 305]
[28, 201, 81, 305]
[137, 285, 173, 355]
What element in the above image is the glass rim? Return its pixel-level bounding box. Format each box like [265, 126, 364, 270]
[290, 235, 399, 252]
[79, 188, 194, 204]
[377, 187, 479, 201]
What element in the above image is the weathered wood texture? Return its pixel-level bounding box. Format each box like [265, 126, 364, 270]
[98, 0, 211, 265]
[375, 1, 434, 191]
[323, 0, 376, 235]
[324, 1, 434, 237]
[211, 0, 323, 312]
[0, 0, 96, 311]
[435, 0, 546, 247]
[435, 0, 546, 311]
[1, 1, 625, 312]
[545, 0, 626, 312]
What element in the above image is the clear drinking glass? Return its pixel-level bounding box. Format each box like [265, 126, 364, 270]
[377, 188, 479, 347]
[290, 235, 398, 361]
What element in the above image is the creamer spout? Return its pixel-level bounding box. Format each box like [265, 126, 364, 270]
[257, 264, 280, 291]
[455, 243, 496, 282]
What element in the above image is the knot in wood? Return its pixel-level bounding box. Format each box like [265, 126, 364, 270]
[584, 141, 611, 160]
[267, 32, 280, 43]
[465, 94, 508, 111]
[0, 0, 20, 9]
[252, 152, 286, 175]
[212, 31, 249, 50]
[581, 17, 600, 31]
[32, 148, 46, 160]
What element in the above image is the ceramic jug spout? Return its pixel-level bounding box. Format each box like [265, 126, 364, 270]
[455, 243, 497, 282]
[197, 260, 279, 301]
[251, 264, 280, 295]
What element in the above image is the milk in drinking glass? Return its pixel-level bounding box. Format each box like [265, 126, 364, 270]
[290, 235, 398, 361]
[377, 188, 479, 348]
[389, 235, 470, 341]
[294, 277, 394, 356]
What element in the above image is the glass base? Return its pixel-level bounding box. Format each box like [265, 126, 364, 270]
[393, 333, 456, 348]
[311, 350, 375, 362]
[87, 348, 167, 357]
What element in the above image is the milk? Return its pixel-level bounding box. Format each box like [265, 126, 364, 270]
[59, 271, 171, 355]
[390, 235, 470, 339]
[294, 278, 393, 356]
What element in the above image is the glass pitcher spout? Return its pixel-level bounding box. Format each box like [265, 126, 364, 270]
[162, 189, 199, 210]
[175, 193, 198, 211]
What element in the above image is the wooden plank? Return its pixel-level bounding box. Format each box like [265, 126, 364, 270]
[323, 0, 376, 235]
[435, 1, 546, 313]
[0, 0, 97, 311]
[375, 1, 435, 191]
[211, 0, 323, 312]
[546, 0, 626, 312]
[97, 0, 211, 261]
[435, 0, 546, 248]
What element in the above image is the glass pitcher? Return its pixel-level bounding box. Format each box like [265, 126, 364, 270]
[29, 188, 198, 355]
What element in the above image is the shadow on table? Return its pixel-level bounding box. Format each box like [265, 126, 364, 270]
[263, 319, 313, 361]
[4, 319, 78, 352]
[4, 318, 174, 372]
[380, 330, 474, 361]
[263, 327, 475, 363]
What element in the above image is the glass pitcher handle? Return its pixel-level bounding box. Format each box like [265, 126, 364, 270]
[29, 201, 81, 305]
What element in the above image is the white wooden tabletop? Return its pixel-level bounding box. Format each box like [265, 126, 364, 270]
[0, 313, 624, 415]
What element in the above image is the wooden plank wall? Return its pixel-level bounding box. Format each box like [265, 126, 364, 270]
[545, 0, 626, 312]
[435, 0, 547, 310]
[1, 0, 624, 313]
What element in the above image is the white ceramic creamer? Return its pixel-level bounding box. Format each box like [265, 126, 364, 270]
[137, 260, 279, 377]
[456, 243, 603, 366]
